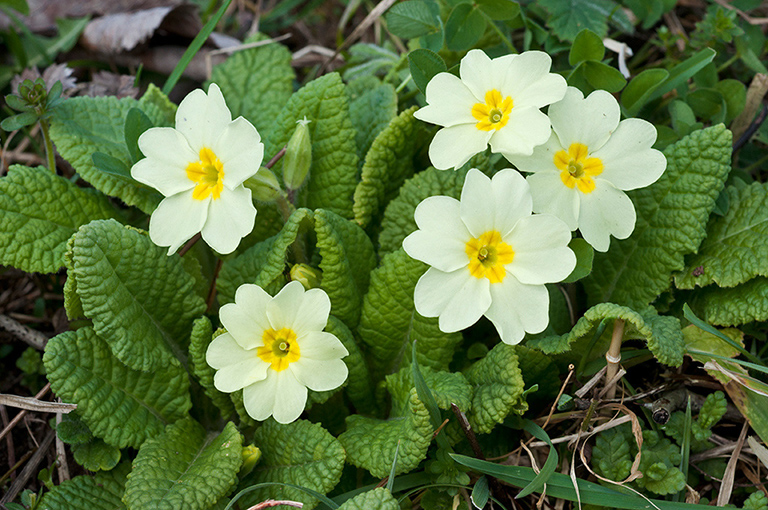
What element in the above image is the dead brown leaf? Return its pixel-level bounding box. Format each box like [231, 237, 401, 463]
[80, 4, 201, 54]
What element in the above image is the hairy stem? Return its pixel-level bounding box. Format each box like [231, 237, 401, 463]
[38, 118, 55, 173]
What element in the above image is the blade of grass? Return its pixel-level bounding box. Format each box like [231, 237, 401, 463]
[450, 454, 719, 510]
[673, 395, 693, 503]
[516, 420, 558, 499]
[683, 304, 764, 366]
[226, 481, 340, 510]
[162, 0, 233, 95]
[386, 440, 400, 494]
[412, 341, 452, 451]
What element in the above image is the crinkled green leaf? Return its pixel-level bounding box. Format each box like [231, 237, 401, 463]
[688, 277, 768, 326]
[326, 316, 376, 414]
[677, 183, 768, 289]
[347, 76, 397, 164]
[528, 302, 685, 367]
[358, 249, 462, 379]
[379, 166, 469, 256]
[744, 491, 768, 510]
[464, 343, 526, 434]
[71, 219, 206, 371]
[218, 209, 311, 305]
[354, 107, 426, 229]
[248, 419, 345, 509]
[43, 327, 191, 449]
[49, 95, 166, 214]
[40, 462, 130, 510]
[315, 209, 376, 328]
[593, 424, 633, 481]
[62, 235, 86, 325]
[210, 33, 294, 134]
[189, 316, 235, 418]
[0, 165, 118, 273]
[539, 0, 630, 41]
[635, 430, 685, 495]
[514, 345, 561, 405]
[340, 388, 432, 478]
[71, 439, 121, 471]
[386, 365, 472, 416]
[338, 488, 399, 510]
[218, 208, 374, 328]
[584, 125, 732, 309]
[124, 418, 242, 510]
[263, 73, 358, 218]
[137, 83, 176, 127]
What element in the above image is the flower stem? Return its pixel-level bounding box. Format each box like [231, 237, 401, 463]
[604, 318, 625, 401]
[265, 146, 287, 169]
[481, 13, 516, 53]
[179, 233, 201, 257]
[38, 118, 55, 173]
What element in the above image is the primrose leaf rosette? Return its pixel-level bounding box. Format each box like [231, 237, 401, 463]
[414, 49, 566, 170]
[131, 83, 264, 254]
[206, 281, 349, 424]
[402, 168, 575, 344]
[508, 87, 667, 252]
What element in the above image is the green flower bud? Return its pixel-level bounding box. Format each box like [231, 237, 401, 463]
[290, 263, 322, 289]
[239, 444, 262, 478]
[243, 168, 282, 202]
[282, 117, 312, 191]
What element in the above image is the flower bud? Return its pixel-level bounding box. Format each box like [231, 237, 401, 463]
[290, 263, 322, 289]
[243, 168, 282, 202]
[239, 444, 262, 478]
[282, 117, 312, 191]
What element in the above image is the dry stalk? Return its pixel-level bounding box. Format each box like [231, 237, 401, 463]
[604, 319, 625, 401]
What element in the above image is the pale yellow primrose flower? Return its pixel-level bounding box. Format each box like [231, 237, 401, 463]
[402, 169, 576, 344]
[414, 49, 567, 170]
[507, 87, 667, 252]
[206, 281, 349, 424]
[131, 83, 263, 255]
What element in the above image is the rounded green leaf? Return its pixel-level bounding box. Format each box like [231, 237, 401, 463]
[569, 28, 605, 66]
[476, 0, 520, 20]
[621, 68, 669, 116]
[583, 60, 626, 92]
[445, 3, 486, 51]
[408, 48, 447, 95]
[385, 0, 440, 39]
[338, 488, 400, 510]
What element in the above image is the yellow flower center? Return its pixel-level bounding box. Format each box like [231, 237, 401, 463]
[186, 147, 225, 200]
[471, 90, 514, 132]
[257, 327, 300, 372]
[465, 230, 515, 284]
[554, 143, 603, 194]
